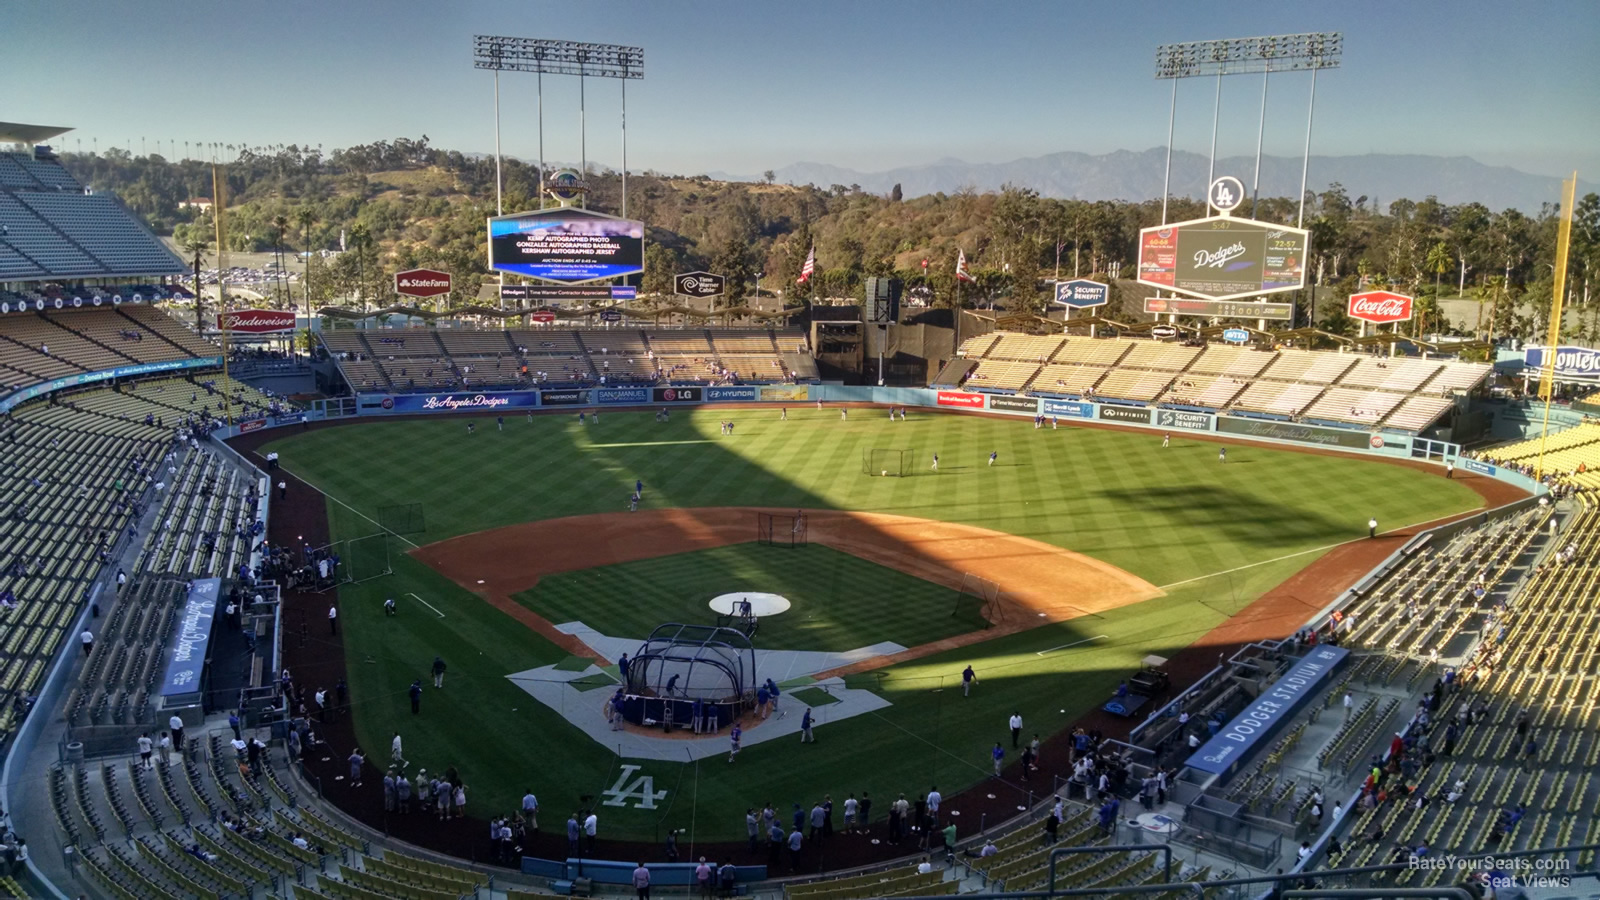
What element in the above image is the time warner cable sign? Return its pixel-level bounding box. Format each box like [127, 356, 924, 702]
[488, 208, 645, 283]
[1186, 645, 1348, 775]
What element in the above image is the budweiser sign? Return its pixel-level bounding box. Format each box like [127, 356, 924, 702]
[1347, 291, 1414, 324]
[219, 309, 296, 333]
[395, 268, 452, 298]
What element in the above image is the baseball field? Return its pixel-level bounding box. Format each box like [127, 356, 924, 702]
[259, 405, 1484, 844]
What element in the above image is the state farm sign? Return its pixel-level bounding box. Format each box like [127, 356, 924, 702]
[1348, 291, 1414, 325]
[395, 268, 452, 298]
[218, 309, 295, 333]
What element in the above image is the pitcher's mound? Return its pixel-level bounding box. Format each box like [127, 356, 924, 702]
[709, 592, 791, 617]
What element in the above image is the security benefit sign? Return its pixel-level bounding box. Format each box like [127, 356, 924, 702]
[1154, 409, 1214, 431]
[1187, 646, 1348, 774]
[1054, 279, 1109, 309]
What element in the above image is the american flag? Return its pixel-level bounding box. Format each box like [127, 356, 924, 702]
[796, 245, 816, 284]
[956, 248, 976, 283]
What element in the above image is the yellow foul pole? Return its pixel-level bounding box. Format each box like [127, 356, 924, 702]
[1534, 172, 1577, 482]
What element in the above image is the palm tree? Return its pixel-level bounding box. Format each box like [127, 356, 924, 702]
[1423, 241, 1451, 338]
[183, 237, 210, 332]
[347, 223, 374, 309]
[272, 214, 291, 307]
[295, 208, 317, 310]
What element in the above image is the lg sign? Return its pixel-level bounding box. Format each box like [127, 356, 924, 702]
[1347, 290, 1413, 324]
[395, 268, 452, 298]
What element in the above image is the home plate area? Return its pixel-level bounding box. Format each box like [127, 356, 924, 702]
[504, 620, 898, 762]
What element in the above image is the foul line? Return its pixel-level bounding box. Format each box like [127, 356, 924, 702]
[1035, 634, 1109, 657]
[263, 457, 421, 550]
[1155, 511, 1466, 591]
[406, 592, 446, 618]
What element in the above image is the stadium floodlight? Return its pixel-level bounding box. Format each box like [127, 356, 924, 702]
[1152, 32, 1342, 242]
[472, 35, 645, 219]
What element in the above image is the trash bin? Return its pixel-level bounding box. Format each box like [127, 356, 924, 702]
[65, 741, 85, 763]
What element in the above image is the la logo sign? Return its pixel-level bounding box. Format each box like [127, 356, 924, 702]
[1348, 290, 1413, 324]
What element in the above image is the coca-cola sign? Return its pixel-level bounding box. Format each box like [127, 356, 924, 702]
[1347, 291, 1414, 325]
[219, 309, 296, 333]
[395, 268, 452, 298]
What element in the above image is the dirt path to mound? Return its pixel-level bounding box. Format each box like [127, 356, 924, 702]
[410, 507, 1163, 664]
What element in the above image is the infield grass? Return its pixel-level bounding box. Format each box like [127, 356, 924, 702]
[265, 407, 1483, 842]
[513, 543, 989, 653]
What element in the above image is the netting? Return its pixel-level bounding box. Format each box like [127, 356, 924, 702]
[862, 448, 913, 476]
[757, 513, 808, 548]
[378, 503, 426, 535]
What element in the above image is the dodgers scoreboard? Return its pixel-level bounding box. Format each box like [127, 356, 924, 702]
[488, 208, 645, 284]
[1138, 216, 1309, 301]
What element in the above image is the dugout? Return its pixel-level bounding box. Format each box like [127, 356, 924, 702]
[622, 623, 755, 731]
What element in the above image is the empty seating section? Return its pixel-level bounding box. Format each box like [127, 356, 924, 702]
[5, 314, 126, 371]
[1428, 362, 1493, 393]
[1034, 363, 1109, 395]
[955, 333, 1000, 358]
[1302, 387, 1406, 426]
[987, 333, 1063, 362]
[1160, 375, 1248, 408]
[710, 329, 777, 355]
[1386, 396, 1456, 432]
[0, 155, 41, 188]
[1188, 344, 1274, 377]
[1094, 368, 1176, 402]
[0, 193, 100, 276]
[63, 579, 184, 730]
[136, 451, 261, 579]
[966, 359, 1041, 391]
[1119, 341, 1201, 371]
[1260, 351, 1357, 384]
[1338, 357, 1443, 393]
[646, 331, 716, 356]
[1231, 380, 1324, 416]
[17, 155, 82, 190]
[434, 329, 514, 358]
[116, 305, 218, 358]
[15, 193, 182, 274]
[48, 309, 193, 364]
[1053, 338, 1133, 366]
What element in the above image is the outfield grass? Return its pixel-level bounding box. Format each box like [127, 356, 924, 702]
[513, 543, 989, 653]
[268, 408, 1482, 842]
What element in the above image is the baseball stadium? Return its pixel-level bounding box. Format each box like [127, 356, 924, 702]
[2, 26, 1598, 900]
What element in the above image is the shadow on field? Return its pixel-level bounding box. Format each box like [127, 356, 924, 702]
[1092, 484, 1349, 551]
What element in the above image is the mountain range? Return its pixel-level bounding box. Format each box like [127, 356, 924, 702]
[712, 149, 1591, 213]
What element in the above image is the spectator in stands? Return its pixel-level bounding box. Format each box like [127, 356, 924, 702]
[79, 628, 93, 655]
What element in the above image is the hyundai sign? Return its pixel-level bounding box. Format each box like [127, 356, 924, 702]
[488, 207, 645, 283]
[1054, 278, 1109, 309]
[1523, 346, 1600, 382]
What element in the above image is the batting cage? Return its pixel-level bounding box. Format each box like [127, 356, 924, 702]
[756, 511, 808, 548]
[957, 572, 1005, 626]
[862, 447, 913, 477]
[622, 623, 756, 732]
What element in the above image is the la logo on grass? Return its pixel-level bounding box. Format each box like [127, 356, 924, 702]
[601, 765, 668, 809]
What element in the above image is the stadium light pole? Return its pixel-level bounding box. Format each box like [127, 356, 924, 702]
[474, 36, 643, 214]
[1156, 33, 1341, 209]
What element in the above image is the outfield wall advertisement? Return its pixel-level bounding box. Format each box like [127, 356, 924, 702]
[1154, 409, 1214, 431]
[596, 387, 651, 405]
[653, 387, 701, 402]
[1098, 405, 1151, 424]
[379, 391, 544, 413]
[1217, 416, 1377, 450]
[705, 386, 758, 402]
[936, 391, 985, 409]
[759, 385, 810, 402]
[987, 394, 1039, 414]
[1042, 399, 1093, 418]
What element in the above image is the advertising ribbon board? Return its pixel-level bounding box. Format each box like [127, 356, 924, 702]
[1142, 296, 1294, 321]
[596, 387, 650, 405]
[0, 357, 222, 414]
[759, 385, 810, 402]
[1042, 399, 1093, 418]
[1523, 346, 1600, 381]
[653, 387, 702, 402]
[987, 394, 1040, 413]
[160, 578, 223, 697]
[539, 390, 590, 406]
[936, 391, 985, 409]
[1461, 458, 1497, 477]
[705, 386, 758, 402]
[1217, 416, 1376, 450]
[1098, 405, 1152, 424]
[1186, 646, 1348, 775]
[1154, 410, 1214, 431]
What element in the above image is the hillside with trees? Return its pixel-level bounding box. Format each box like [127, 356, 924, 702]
[69, 137, 1600, 343]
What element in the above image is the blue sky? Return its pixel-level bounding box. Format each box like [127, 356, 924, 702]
[5, 0, 1597, 178]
